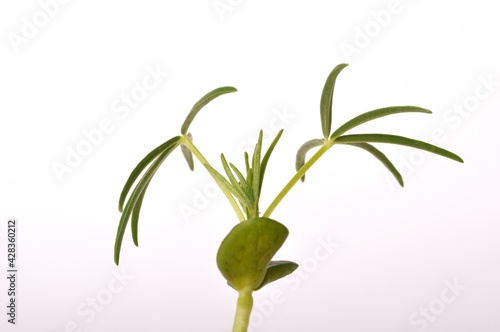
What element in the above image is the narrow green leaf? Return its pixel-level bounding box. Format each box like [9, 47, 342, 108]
[252, 131, 263, 202]
[221, 154, 241, 188]
[254, 260, 299, 291]
[118, 136, 181, 212]
[247, 168, 253, 188]
[340, 142, 403, 187]
[180, 86, 237, 135]
[180, 133, 194, 171]
[295, 138, 324, 182]
[259, 129, 283, 196]
[244, 152, 250, 175]
[229, 162, 253, 200]
[330, 106, 432, 141]
[221, 154, 253, 205]
[131, 183, 148, 246]
[115, 138, 181, 265]
[204, 163, 253, 210]
[335, 134, 464, 163]
[229, 163, 247, 184]
[320, 63, 349, 139]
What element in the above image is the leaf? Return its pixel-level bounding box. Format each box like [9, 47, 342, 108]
[252, 131, 263, 203]
[340, 142, 403, 187]
[221, 154, 253, 206]
[216, 218, 289, 291]
[244, 152, 250, 174]
[246, 168, 253, 189]
[335, 134, 464, 163]
[320, 63, 349, 139]
[180, 133, 194, 171]
[221, 154, 241, 189]
[180, 86, 237, 135]
[118, 136, 181, 212]
[258, 129, 283, 196]
[254, 260, 299, 291]
[131, 183, 148, 246]
[330, 106, 432, 141]
[229, 163, 247, 186]
[114, 137, 181, 265]
[204, 163, 253, 210]
[229, 162, 253, 201]
[295, 138, 324, 182]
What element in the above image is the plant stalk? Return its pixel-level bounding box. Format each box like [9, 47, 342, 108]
[263, 141, 332, 218]
[181, 135, 246, 221]
[232, 290, 253, 332]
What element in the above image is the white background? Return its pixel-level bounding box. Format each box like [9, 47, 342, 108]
[1, 0, 499, 331]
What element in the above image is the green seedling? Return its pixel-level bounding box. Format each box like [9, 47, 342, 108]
[114, 63, 463, 332]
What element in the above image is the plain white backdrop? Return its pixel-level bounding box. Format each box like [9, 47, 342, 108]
[1, 0, 499, 331]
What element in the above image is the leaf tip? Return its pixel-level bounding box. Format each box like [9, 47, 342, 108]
[114, 253, 120, 266]
[132, 230, 139, 247]
[448, 153, 464, 163]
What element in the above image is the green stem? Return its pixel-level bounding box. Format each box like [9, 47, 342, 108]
[181, 135, 246, 221]
[232, 290, 253, 332]
[263, 141, 332, 218]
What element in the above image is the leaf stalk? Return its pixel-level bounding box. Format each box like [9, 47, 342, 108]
[180, 135, 246, 221]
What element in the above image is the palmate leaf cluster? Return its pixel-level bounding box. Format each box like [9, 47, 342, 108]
[206, 129, 283, 221]
[295, 64, 463, 184]
[114, 87, 238, 264]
